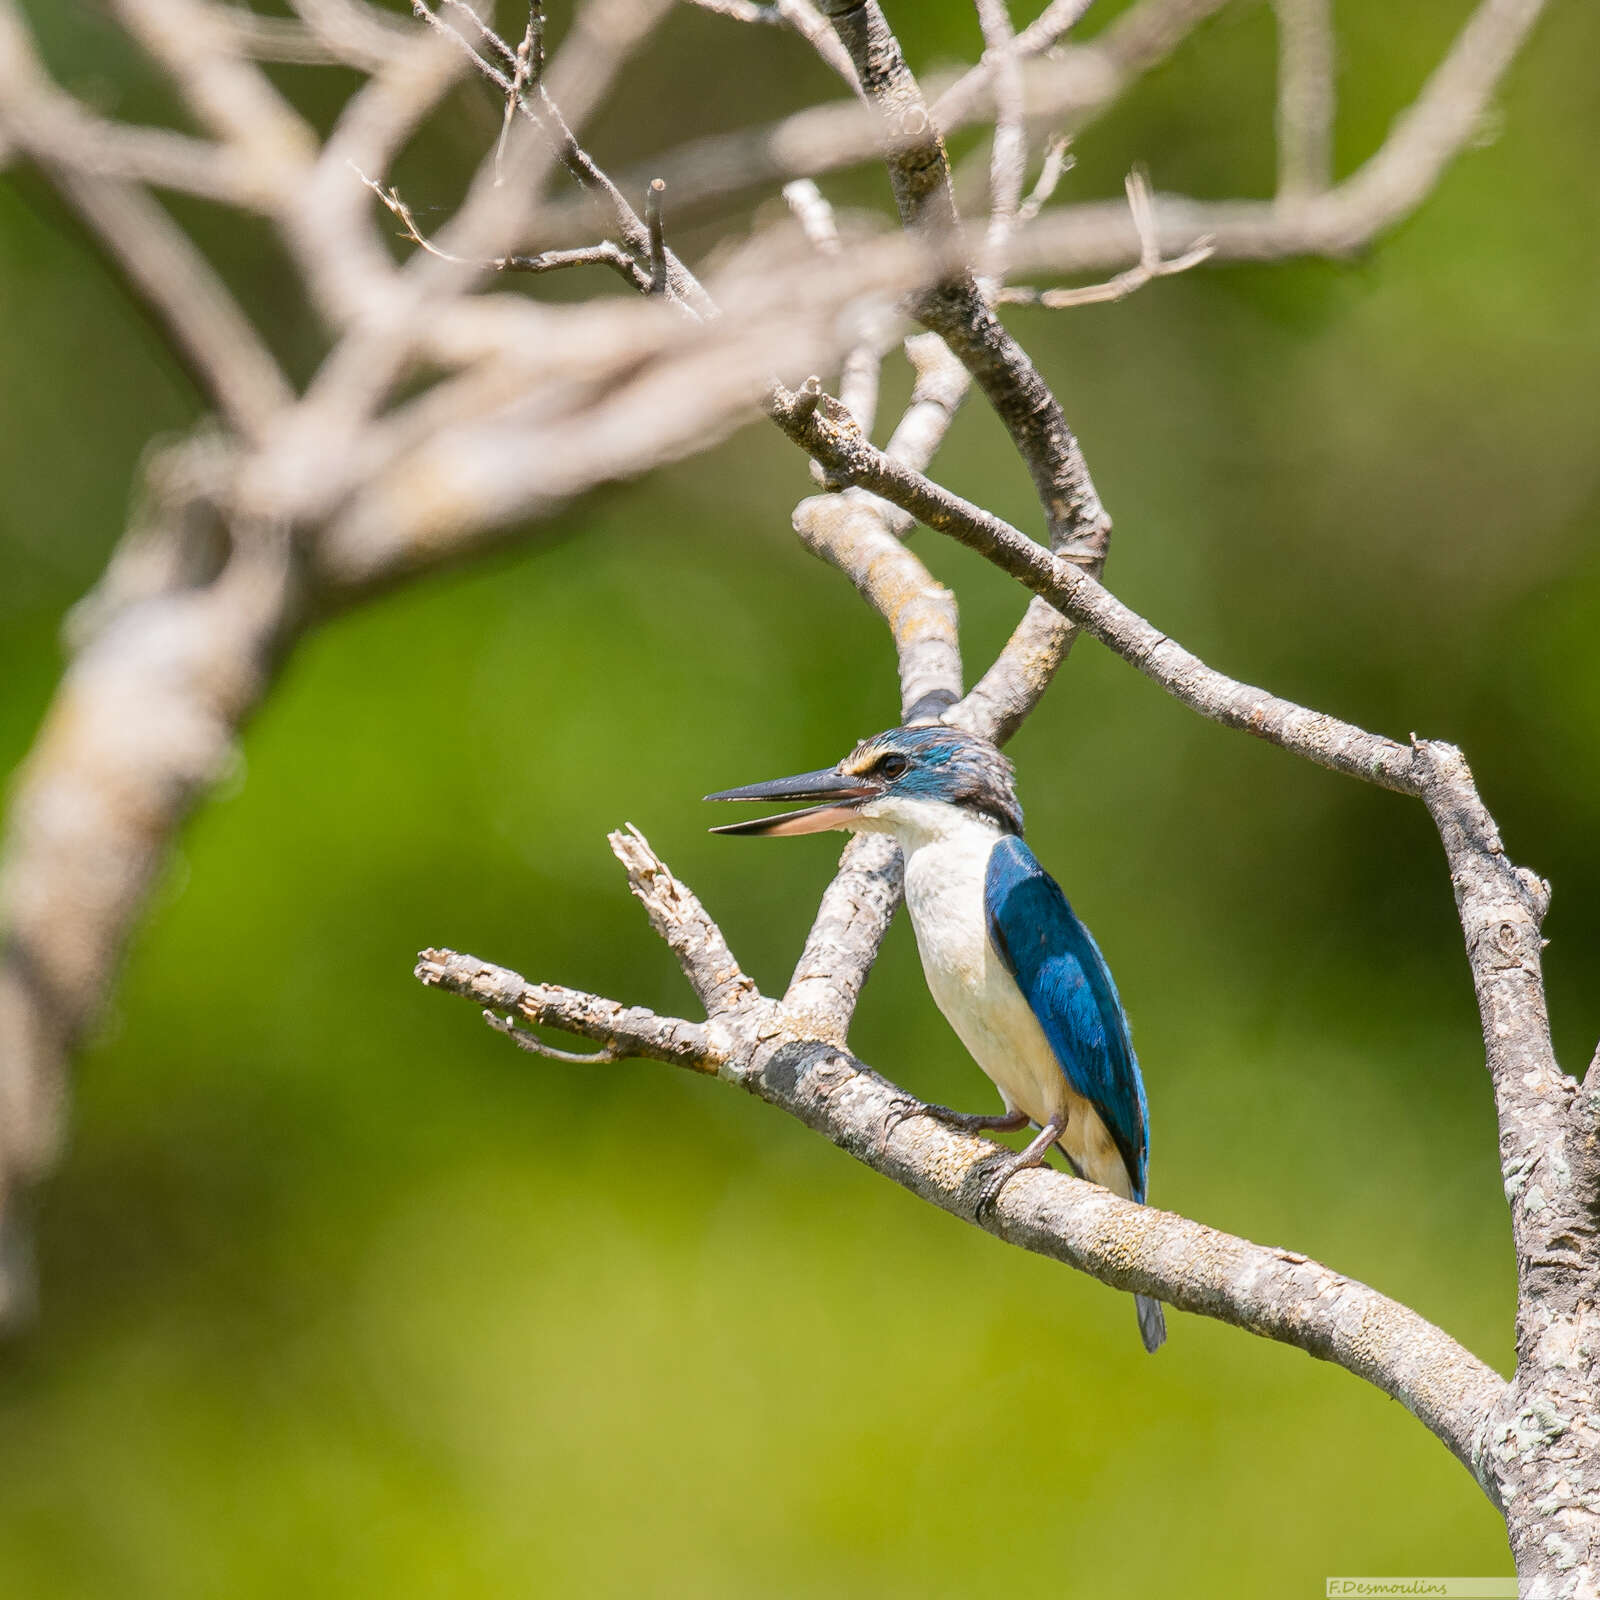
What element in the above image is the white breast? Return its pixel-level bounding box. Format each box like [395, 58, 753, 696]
[866, 797, 1130, 1198]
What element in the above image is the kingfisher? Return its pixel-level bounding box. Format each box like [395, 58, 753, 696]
[706, 724, 1166, 1353]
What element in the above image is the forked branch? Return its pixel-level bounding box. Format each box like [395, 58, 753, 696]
[763, 382, 1576, 1562]
[415, 829, 1506, 1496]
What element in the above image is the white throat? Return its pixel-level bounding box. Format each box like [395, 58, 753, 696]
[849, 793, 1001, 855]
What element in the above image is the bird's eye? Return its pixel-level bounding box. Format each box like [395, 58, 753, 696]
[878, 754, 910, 780]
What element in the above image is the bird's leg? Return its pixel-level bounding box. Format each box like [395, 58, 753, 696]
[881, 1097, 1029, 1150]
[973, 1113, 1069, 1222]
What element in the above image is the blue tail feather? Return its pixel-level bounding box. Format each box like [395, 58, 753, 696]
[1136, 1293, 1167, 1353]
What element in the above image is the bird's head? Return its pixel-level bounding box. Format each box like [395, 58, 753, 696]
[705, 725, 1023, 839]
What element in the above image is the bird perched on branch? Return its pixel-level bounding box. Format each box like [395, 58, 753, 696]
[707, 724, 1166, 1353]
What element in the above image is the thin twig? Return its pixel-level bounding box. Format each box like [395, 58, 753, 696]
[645, 177, 669, 295]
[691, 0, 858, 87]
[483, 1009, 621, 1063]
[112, 0, 319, 197]
[418, 950, 715, 1068]
[1014, 132, 1072, 226]
[416, 0, 714, 317]
[494, 1, 542, 185]
[357, 165, 652, 289]
[997, 166, 1213, 307]
[781, 175, 841, 251]
[976, 0, 1026, 269]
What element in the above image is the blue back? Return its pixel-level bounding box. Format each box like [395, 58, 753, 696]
[983, 835, 1149, 1201]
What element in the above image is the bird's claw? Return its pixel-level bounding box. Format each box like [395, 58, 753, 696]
[971, 1118, 1064, 1223]
[973, 1157, 1024, 1224]
[880, 1095, 928, 1152]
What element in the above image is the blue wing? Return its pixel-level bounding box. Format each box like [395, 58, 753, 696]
[984, 835, 1149, 1202]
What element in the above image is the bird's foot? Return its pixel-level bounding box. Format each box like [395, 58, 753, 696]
[880, 1098, 1028, 1152]
[972, 1117, 1067, 1224]
[973, 1152, 1032, 1223]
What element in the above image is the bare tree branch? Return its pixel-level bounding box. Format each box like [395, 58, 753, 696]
[492, 1, 543, 184]
[767, 180, 969, 1041]
[781, 831, 904, 1040]
[286, 21, 466, 327]
[286, 0, 413, 68]
[3, 0, 1576, 1576]
[415, 833, 1508, 1496]
[609, 825, 760, 1017]
[819, 0, 1110, 749]
[976, 0, 1026, 270]
[214, 3, 404, 70]
[0, 10, 259, 206]
[1016, 0, 1548, 275]
[0, 6, 296, 436]
[571, 0, 1221, 233]
[0, 525, 297, 1319]
[884, 330, 970, 478]
[0, 0, 862, 1309]
[359, 165, 652, 290]
[418, 0, 714, 317]
[418, 947, 715, 1069]
[790, 465, 962, 729]
[111, 0, 319, 205]
[27, 168, 294, 439]
[1273, 0, 1335, 200]
[995, 167, 1213, 308]
[769, 382, 1421, 790]
[765, 379, 1595, 1581]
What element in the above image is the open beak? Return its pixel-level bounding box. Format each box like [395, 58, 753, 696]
[704, 765, 881, 837]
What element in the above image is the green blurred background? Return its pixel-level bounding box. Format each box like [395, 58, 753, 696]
[2, 0, 1597, 1593]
